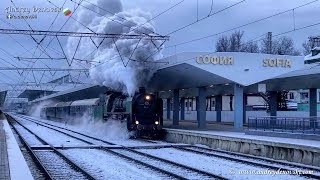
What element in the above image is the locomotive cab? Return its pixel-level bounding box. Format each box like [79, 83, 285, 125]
[130, 87, 163, 136]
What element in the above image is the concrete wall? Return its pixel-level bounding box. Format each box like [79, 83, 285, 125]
[165, 129, 320, 167]
[164, 110, 320, 122]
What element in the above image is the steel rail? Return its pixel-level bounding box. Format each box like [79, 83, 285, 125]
[6, 114, 53, 180]
[6, 114, 96, 180]
[19, 115, 227, 179]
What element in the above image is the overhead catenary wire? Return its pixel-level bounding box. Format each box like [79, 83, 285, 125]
[87, 0, 247, 69]
[166, 0, 247, 36]
[164, 0, 320, 49]
[159, 20, 320, 68]
[67, 0, 184, 68]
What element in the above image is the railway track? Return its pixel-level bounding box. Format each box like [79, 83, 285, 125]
[11, 114, 227, 179]
[12, 114, 320, 179]
[138, 137, 320, 179]
[6, 114, 96, 180]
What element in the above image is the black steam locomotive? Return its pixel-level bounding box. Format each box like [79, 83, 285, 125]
[41, 87, 163, 137]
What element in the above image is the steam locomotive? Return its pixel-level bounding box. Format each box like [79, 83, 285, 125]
[40, 87, 163, 137]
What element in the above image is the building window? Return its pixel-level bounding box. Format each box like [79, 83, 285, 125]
[289, 92, 294, 99]
[185, 98, 196, 111]
[205, 97, 215, 111]
[301, 92, 309, 100]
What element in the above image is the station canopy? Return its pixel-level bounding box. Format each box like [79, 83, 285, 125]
[147, 52, 306, 93]
[32, 52, 320, 102]
[18, 90, 57, 101]
[30, 85, 110, 103]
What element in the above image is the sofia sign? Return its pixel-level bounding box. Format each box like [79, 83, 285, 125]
[263, 59, 291, 68]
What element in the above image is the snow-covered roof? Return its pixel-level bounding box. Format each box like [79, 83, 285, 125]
[148, 52, 305, 91]
[30, 84, 109, 103]
[70, 98, 100, 106]
[304, 50, 320, 64]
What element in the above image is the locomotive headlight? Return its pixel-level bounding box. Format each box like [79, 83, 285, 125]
[135, 120, 139, 125]
[145, 95, 151, 101]
[155, 121, 159, 125]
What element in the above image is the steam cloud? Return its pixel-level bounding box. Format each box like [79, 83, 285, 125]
[28, 100, 54, 117]
[67, 0, 163, 95]
[72, 113, 131, 140]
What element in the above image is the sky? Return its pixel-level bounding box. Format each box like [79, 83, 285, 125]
[0, 0, 320, 96]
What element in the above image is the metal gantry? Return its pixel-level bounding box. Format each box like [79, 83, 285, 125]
[0, 28, 170, 40]
[0, 67, 89, 72]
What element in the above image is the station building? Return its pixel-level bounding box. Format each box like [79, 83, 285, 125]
[25, 50, 320, 131]
[146, 51, 320, 130]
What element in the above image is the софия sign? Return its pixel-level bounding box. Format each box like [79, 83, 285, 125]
[196, 55, 234, 65]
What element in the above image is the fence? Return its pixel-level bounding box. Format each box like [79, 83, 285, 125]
[248, 116, 320, 134]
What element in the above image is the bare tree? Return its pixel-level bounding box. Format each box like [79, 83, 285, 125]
[216, 31, 259, 53]
[302, 41, 312, 55]
[215, 35, 230, 52]
[274, 37, 300, 55]
[241, 41, 259, 53]
[229, 31, 244, 52]
[260, 35, 300, 55]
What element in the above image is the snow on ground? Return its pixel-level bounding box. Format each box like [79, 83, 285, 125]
[35, 151, 88, 180]
[13, 116, 87, 146]
[137, 148, 306, 180]
[18, 114, 156, 146]
[167, 128, 320, 148]
[63, 149, 167, 180]
[110, 148, 211, 179]
[3, 120, 34, 180]
[12, 124, 43, 145]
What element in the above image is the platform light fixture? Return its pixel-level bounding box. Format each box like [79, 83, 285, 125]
[145, 95, 151, 100]
[155, 121, 159, 125]
[210, 85, 214, 87]
[135, 121, 139, 125]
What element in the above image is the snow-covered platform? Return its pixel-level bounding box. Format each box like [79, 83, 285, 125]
[0, 119, 33, 180]
[164, 128, 320, 167]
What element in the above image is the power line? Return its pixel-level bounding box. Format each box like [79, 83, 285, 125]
[67, 0, 184, 67]
[159, 20, 320, 67]
[165, 0, 320, 49]
[86, 0, 246, 69]
[166, 0, 247, 36]
[0, 67, 89, 72]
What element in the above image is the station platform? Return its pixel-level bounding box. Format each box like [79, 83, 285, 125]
[163, 120, 320, 167]
[0, 117, 33, 180]
[163, 119, 238, 131]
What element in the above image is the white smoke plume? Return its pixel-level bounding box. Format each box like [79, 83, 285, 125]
[67, 0, 163, 95]
[28, 100, 54, 117]
[72, 113, 131, 140]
